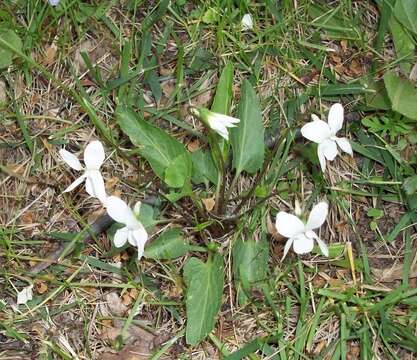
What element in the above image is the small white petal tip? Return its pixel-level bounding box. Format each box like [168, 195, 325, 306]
[241, 14, 254, 31]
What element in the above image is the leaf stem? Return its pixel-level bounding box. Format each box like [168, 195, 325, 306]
[234, 129, 290, 215]
[207, 134, 227, 215]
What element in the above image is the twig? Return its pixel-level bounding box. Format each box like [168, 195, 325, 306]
[29, 214, 114, 274]
[0, 163, 58, 189]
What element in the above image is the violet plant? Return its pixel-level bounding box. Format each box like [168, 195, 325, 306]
[55, 68, 354, 345]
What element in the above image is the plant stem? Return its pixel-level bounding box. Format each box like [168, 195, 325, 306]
[207, 134, 227, 215]
[221, 173, 239, 213]
[234, 129, 290, 215]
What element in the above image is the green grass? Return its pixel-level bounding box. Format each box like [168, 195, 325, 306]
[1, 0, 417, 359]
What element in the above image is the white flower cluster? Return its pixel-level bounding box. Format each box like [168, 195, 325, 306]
[59, 141, 148, 259]
[274, 103, 353, 258]
[301, 103, 352, 172]
[58, 104, 352, 261]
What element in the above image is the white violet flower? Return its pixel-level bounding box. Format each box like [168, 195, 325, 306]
[275, 202, 329, 260]
[105, 196, 148, 260]
[190, 107, 240, 141]
[17, 285, 33, 305]
[301, 103, 353, 172]
[59, 140, 107, 203]
[48, 0, 60, 5]
[241, 14, 254, 31]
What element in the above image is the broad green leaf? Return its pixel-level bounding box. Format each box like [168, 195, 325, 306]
[212, 62, 234, 160]
[362, 78, 391, 110]
[145, 228, 189, 260]
[137, 203, 156, 228]
[191, 149, 218, 185]
[165, 153, 192, 188]
[230, 80, 265, 175]
[0, 29, 22, 69]
[389, 17, 415, 72]
[394, 0, 417, 35]
[116, 106, 191, 182]
[384, 71, 417, 120]
[184, 254, 224, 345]
[165, 185, 192, 202]
[403, 175, 417, 195]
[211, 62, 233, 114]
[232, 236, 268, 304]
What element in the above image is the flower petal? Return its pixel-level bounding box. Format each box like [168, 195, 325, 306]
[128, 231, 137, 246]
[86, 170, 107, 203]
[136, 239, 146, 260]
[328, 103, 344, 134]
[209, 113, 240, 126]
[84, 140, 105, 170]
[63, 175, 85, 193]
[317, 145, 327, 172]
[311, 114, 321, 122]
[315, 236, 329, 257]
[208, 120, 230, 140]
[336, 137, 353, 156]
[293, 234, 314, 255]
[306, 202, 328, 230]
[281, 237, 294, 261]
[124, 209, 142, 230]
[114, 227, 129, 247]
[319, 139, 338, 161]
[85, 176, 93, 197]
[105, 196, 129, 224]
[206, 112, 240, 140]
[241, 13, 254, 30]
[275, 212, 305, 238]
[17, 285, 33, 305]
[132, 228, 148, 248]
[59, 149, 83, 171]
[301, 120, 332, 144]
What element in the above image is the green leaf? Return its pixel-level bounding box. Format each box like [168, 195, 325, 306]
[211, 63, 233, 114]
[145, 228, 189, 260]
[211, 62, 234, 160]
[164, 152, 192, 188]
[0, 29, 22, 69]
[320, 83, 370, 96]
[308, 4, 359, 40]
[184, 254, 224, 345]
[202, 8, 218, 24]
[232, 236, 269, 305]
[389, 17, 415, 72]
[145, 68, 162, 102]
[116, 106, 191, 182]
[231, 80, 265, 175]
[137, 203, 156, 228]
[384, 71, 417, 120]
[362, 77, 391, 110]
[367, 208, 384, 219]
[165, 185, 191, 202]
[394, 0, 417, 35]
[327, 243, 345, 258]
[403, 175, 417, 195]
[191, 149, 218, 185]
[141, 0, 170, 32]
